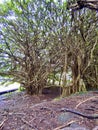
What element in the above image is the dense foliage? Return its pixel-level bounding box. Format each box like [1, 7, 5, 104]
[0, 0, 98, 95]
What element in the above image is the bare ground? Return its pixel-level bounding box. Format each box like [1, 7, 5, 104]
[0, 91, 98, 130]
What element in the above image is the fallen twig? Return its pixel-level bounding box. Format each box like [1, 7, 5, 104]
[53, 120, 77, 130]
[0, 118, 7, 129]
[75, 96, 98, 109]
[40, 107, 52, 111]
[1, 112, 25, 117]
[21, 118, 36, 130]
[9, 112, 25, 116]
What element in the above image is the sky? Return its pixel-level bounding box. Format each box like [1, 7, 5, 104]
[0, 0, 5, 4]
[0, 0, 67, 4]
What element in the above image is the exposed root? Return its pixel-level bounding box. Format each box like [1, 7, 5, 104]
[61, 108, 98, 119]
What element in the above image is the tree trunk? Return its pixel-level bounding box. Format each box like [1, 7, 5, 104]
[72, 55, 86, 94]
[61, 51, 68, 97]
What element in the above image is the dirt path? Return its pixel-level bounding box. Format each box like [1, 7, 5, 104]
[0, 91, 98, 130]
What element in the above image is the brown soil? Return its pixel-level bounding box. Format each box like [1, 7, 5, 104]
[0, 91, 98, 130]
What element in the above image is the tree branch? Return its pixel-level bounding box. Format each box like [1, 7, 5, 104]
[69, 0, 98, 11]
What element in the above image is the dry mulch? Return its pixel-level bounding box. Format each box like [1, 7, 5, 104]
[0, 91, 98, 130]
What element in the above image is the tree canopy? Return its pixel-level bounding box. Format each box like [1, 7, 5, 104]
[0, 0, 98, 95]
